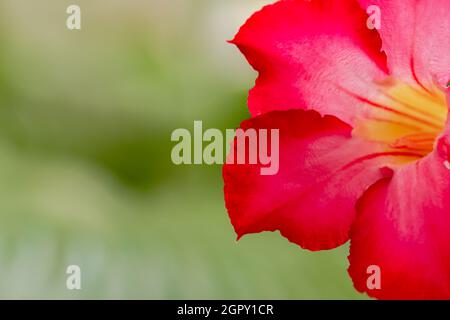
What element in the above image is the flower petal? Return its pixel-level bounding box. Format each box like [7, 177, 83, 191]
[231, 0, 388, 125]
[223, 109, 417, 251]
[348, 132, 450, 299]
[358, 0, 450, 88]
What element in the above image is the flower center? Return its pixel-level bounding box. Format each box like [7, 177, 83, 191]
[353, 79, 447, 163]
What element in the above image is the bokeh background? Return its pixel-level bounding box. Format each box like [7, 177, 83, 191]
[0, 0, 364, 299]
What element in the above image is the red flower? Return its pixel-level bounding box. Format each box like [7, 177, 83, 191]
[223, 0, 450, 299]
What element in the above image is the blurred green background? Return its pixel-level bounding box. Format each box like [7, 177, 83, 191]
[0, 0, 363, 299]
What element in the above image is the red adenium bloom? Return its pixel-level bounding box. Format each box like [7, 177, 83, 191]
[223, 0, 450, 299]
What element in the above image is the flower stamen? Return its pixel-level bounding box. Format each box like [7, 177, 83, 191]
[352, 80, 447, 163]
